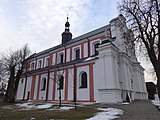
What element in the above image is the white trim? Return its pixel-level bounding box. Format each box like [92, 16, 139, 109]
[90, 39, 101, 56]
[44, 56, 50, 67]
[72, 45, 81, 60]
[57, 50, 65, 64]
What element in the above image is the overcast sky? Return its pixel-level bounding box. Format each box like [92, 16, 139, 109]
[0, 0, 153, 83]
[0, 0, 120, 53]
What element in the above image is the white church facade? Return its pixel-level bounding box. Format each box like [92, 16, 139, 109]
[16, 15, 147, 103]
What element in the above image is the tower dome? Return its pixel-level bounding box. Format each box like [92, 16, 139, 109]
[62, 17, 72, 44]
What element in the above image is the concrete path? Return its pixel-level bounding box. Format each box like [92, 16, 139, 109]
[107, 100, 160, 120]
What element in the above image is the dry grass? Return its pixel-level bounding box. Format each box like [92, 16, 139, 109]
[0, 100, 97, 120]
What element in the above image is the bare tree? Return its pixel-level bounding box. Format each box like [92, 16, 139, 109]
[119, 0, 160, 99]
[50, 65, 77, 109]
[1, 44, 30, 102]
[49, 68, 65, 107]
[56, 69, 64, 108]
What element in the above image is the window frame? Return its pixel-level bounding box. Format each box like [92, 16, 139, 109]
[79, 72, 88, 89]
[94, 43, 100, 55]
[41, 77, 46, 91]
[91, 40, 100, 56]
[38, 60, 42, 69]
[58, 52, 64, 64]
[73, 47, 81, 60]
[75, 48, 80, 60]
[45, 57, 50, 67]
[58, 75, 64, 90]
[31, 62, 35, 70]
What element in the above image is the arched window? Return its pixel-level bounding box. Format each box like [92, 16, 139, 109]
[41, 77, 46, 91]
[58, 75, 64, 90]
[79, 72, 87, 88]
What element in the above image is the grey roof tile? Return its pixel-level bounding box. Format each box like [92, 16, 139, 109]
[29, 24, 110, 59]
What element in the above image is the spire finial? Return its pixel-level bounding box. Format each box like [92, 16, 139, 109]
[67, 15, 69, 22]
[65, 15, 70, 28]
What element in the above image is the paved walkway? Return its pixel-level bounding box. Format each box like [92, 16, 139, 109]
[105, 100, 160, 120]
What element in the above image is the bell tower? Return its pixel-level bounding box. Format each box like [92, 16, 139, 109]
[62, 17, 72, 44]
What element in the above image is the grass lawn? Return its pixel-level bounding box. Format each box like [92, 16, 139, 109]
[0, 100, 97, 120]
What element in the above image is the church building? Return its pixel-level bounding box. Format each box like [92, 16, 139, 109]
[16, 15, 147, 103]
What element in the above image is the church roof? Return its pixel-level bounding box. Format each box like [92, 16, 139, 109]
[28, 24, 110, 59]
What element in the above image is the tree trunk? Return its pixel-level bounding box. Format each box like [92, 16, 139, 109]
[14, 69, 23, 100]
[152, 63, 160, 100]
[155, 68, 160, 100]
[4, 66, 15, 103]
[157, 80, 160, 100]
[59, 89, 61, 107]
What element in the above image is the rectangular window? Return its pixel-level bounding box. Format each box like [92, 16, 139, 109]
[60, 54, 64, 63]
[31, 62, 35, 70]
[46, 58, 50, 67]
[94, 43, 99, 55]
[75, 49, 80, 60]
[38, 60, 42, 69]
